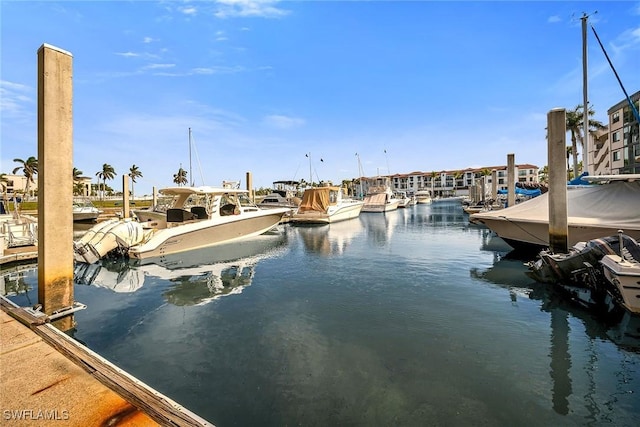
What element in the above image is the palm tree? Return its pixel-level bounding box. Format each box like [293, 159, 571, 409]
[173, 166, 188, 186]
[129, 164, 143, 200]
[73, 167, 85, 196]
[479, 168, 492, 202]
[95, 163, 116, 200]
[12, 156, 38, 197]
[430, 171, 438, 197]
[452, 171, 463, 195]
[565, 146, 574, 179]
[565, 105, 606, 177]
[73, 167, 83, 181]
[0, 173, 8, 193]
[538, 165, 549, 184]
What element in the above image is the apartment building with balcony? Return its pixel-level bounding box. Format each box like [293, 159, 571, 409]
[587, 90, 640, 176]
[607, 90, 639, 175]
[386, 164, 539, 198]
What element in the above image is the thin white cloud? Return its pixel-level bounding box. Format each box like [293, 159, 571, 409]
[216, 30, 228, 41]
[547, 15, 561, 24]
[263, 114, 305, 130]
[143, 37, 157, 44]
[0, 80, 34, 121]
[214, 0, 290, 19]
[180, 6, 198, 16]
[144, 63, 176, 70]
[192, 65, 244, 74]
[115, 52, 140, 58]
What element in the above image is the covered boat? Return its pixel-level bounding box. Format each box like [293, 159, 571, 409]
[291, 186, 363, 224]
[470, 177, 640, 252]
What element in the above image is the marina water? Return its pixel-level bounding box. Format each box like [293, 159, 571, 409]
[3, 203, 639, 426]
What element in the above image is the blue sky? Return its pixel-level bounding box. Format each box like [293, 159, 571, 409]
[2, 1, 639, 196]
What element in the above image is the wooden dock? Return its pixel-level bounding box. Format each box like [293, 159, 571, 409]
[0, 297, 213, 426]
[0, 246, 38, 266]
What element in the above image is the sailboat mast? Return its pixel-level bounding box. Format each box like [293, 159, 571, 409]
[356, 153, 364, 198]
[188, 127, 193, 186]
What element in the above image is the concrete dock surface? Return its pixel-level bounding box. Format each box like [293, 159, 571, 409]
[0, 299, 212, 426]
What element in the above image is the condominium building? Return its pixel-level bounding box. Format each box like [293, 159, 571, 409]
[608, 90, 640, 175]
[588, 90, 640, 175]
[387, 164, 539, 198]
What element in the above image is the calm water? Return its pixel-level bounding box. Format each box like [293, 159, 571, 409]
[3, 203, 640, 426]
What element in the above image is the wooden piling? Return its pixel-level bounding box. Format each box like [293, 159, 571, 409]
[491, 169, 497, 202]
[246, 171, 253, 202]
[507, 154, 515, 208]
[547, 108, 569, 253]
[37, 44, 74, 331]
[123, 174, 130, 219]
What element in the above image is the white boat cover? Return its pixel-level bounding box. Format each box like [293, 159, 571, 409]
[471, 181, 640, 229]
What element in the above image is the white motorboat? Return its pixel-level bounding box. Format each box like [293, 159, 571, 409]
[414, 189, 432, 204]
[258, 180, 302, 222]
[470, 176, 640, 252]
[72, 198, 102, 223]
[132, 196, 173, 227]
[361, 177, 400, 213]
[291, 186, 363, 224]
[600, 232, 640, 314]
[394, 191, 413, 208]
[74, 186, 289, 263]
[1, 199, 37, 256]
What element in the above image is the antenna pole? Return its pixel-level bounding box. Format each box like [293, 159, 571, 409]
[581, 13, 590, 176]
[384, 149, 390, 175]
[188, 127, 193, 186]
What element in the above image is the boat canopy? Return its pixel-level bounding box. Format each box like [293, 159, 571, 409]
[298, 187, 339, 213]
[159, 186, 249, 196]
[474, 180, 640, 228]
[497, 187, 542, 197]
[364, 193, 388, 204]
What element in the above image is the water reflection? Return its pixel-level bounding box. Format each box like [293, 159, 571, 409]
[470, 251, 640, 350]
[0, 216, 636, 425]
[74, 232, 289, 306]
[470, 246, 640, 420]
[359, 210, 398, 246]
[0, 262, 37, 304]
[294, 219, 364, 256]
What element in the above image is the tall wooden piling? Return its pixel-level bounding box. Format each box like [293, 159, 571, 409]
[246, 171, 253, 202]
[122, 174, 130, 219]
[152, 186, 157, 209]
[547, 108, 568, 253]
[37, 44, 74, 330]
[507, 154, 515, 208]
[491, 169, 497, 201]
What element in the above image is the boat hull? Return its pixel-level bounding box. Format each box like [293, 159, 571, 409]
[475, 216, 640, 252]
[73, 211, 100, 223]
[291, 202, 363, 224]
[601, 255, 640, 314]
[361, 201, 400, 213]
[470, 181, 640, 251]
[128, 209, 287, 260]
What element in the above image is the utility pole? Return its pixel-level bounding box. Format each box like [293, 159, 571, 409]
[580, 11, 597, 175]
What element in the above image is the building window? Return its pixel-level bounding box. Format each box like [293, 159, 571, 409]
[613, 132, 620, 142]
[613, 150, 621, 161]
[613, 112, 620, 123]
